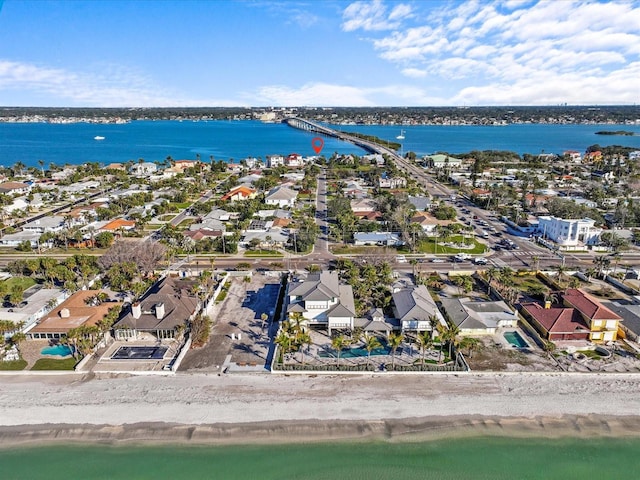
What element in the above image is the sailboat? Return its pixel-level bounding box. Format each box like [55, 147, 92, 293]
[396, 129, 405, 140]
[94, 136, 105, 141]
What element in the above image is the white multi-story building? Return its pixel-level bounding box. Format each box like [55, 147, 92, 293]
[537, 216, 602, 247]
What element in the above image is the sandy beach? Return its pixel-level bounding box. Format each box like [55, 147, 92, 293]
[1, 372, 640, 445]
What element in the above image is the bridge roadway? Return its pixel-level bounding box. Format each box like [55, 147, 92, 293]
[284, 117, 450, 197]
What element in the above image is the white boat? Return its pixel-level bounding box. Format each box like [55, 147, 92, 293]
[94, 136, 105, 141]
[396, 129, 405, 140]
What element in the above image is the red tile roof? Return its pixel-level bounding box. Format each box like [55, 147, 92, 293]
[561, 289, 621, 321]
[521, 303, 590, 334]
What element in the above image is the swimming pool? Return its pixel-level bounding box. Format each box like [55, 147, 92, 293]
[319, 346, 399, 359]
[503, 331, 529, 348]
[111, 346, 168, 360]
[41, 345, 74, 356]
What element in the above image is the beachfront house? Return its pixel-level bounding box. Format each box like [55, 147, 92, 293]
[520, 289, 621, 343]
[440, 298, 518, 335]
[112, 277, 200, 340]
[392, 285, 446, 333]
[27, 290, 121, 340]
[286, 271, 356, 334]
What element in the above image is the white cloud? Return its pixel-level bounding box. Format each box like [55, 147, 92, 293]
[349, 0, 640, 105]
[250, 83, 377, 106]
[342, 0, 411, 32]
[0, 59, 234, 107]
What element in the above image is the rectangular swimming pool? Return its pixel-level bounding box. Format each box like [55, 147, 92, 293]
[111, 346, 168, 360]
[503, 331, 528, 348]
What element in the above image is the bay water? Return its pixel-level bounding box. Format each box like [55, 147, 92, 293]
[2, 436, 640, 479]
[1, 120, 639, 168]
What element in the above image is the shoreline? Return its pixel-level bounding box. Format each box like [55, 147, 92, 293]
[2, 415, 640, 448]
[1, 372, 640, 447]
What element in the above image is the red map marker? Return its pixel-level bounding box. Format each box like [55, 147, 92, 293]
[311, 137, 324, 155]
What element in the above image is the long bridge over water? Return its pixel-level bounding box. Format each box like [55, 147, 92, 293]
[283, 117, 398, 157]
[284, 117, 450, 197]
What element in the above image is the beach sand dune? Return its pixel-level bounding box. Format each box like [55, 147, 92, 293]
[1, 372, 639, 445]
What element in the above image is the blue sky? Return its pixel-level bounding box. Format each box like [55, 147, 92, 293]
[0, 0, 638, 107]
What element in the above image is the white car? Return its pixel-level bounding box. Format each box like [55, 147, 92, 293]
[396, 255, 408, 263]
[431, 258, 446, 263]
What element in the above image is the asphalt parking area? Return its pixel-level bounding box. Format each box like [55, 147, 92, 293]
[178, 274, 282, 372]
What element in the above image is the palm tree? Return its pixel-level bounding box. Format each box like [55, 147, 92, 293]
[297, 331, 312, 365]
[485, 266, 499, 294]
[459, 337, 479, 358]
[531, 255, 540, 272]
[415, 330, 433, 365]
[331, 334, 348, 368]
[441, 324, 461, 361]
[554, 264, 570, 284]
[363, 334, 382, 367]
[387, 332, 404, 370]
[593, 255, 611, 276]
[275, 332, 291, 364]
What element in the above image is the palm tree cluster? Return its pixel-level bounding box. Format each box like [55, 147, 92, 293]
[484, 266, 519, 304]
[6, 255, 100, 292]
[332, 258, 393, 316]
[275, 312, 312, 365]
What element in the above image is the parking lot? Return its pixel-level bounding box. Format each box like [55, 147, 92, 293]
[178, 274, 282, 372]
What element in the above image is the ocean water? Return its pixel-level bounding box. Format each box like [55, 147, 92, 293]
[2, 437, 640, 480]
[334, 122, 640, 157]
[1, 120, 639, 168]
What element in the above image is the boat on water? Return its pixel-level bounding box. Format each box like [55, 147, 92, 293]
[94, 136, 105, 140]
[396, 129, 405, 140]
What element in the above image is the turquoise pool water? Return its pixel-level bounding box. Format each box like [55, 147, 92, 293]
[319, 346, 397, 358]
[504, 331, 528, 348]
[40, 345, 73, 356]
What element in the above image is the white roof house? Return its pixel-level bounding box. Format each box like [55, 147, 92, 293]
[286, 271, 356, 334]
[537, 216, 602, 247]
[265, 186, 298, 208]
[392, 285, 446, 333]
[440, 297, 518, 335]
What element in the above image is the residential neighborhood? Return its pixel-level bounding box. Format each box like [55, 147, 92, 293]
[1, 135, 640, 377]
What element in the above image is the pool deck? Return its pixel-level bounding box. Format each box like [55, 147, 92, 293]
[496, 329, 532, 350]
[91, 338, 181, 373]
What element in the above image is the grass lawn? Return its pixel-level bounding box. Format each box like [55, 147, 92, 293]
[415, 235, 487, 254]
[157, 214, 177, 221]
[0, 359, 27, 370]
[244, 250, 284, 257]
[170, 202, 191, 210]
[31, 357, 78, 370]
[3, 276, 37, 292]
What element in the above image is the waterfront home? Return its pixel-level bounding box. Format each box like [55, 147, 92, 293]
[27, 290, 120, 340]
[520, 302, 591, 341]
[129, 162, 158, 177]
[286, 271, 356, 334]
[440, 298, 518, 335]
[0, 286, 65, 332]
[112, 276, 200, 340]
[285, 153, 304, 168]
[562, 289, 621, 342]
[392, 285, 445, 333]
[220, 185, 257, 202]
[265, 186, 298, 208]
[520, 289, 622, 343]
[266, 155, 284, 168]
